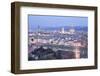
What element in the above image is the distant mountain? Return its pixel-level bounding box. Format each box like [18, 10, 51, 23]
[29, 25, 88, 32]
[41, 26, 88, 32]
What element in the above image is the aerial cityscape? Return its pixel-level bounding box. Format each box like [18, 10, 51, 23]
[28, 15, 88, 61]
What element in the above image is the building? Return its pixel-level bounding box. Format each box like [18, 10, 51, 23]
[61, 27, 65, 33]
[69, 28, 75, 34]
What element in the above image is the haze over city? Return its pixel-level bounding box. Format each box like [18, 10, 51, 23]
[28, 15, 88, 32]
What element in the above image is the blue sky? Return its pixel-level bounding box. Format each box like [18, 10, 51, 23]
[28, 15, 88, 32]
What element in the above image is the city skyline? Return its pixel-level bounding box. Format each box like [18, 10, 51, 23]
[28, 15, 88, 32]
[28, 15, 88, 60]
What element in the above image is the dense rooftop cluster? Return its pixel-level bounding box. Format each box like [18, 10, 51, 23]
[28, 27, 88, 60]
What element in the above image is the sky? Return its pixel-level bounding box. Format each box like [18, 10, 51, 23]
[28, 15, 88, 32]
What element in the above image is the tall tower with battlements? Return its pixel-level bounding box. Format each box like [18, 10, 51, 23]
[61, 27, 64, 33]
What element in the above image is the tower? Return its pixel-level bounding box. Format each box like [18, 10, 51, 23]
[61, 27, 64, 33]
